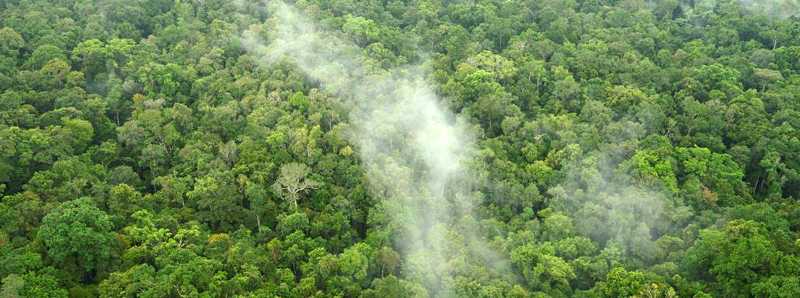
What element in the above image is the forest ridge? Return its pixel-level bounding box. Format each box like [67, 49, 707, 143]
[1, 0, 800, 297]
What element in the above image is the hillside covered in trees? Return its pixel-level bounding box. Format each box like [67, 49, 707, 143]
[2, 0, 800, 297]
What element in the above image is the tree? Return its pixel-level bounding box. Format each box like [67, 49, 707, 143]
[753, 68, 784, 91]
[186, 172, 246, 229]
[272, 162, 320, 209]
[0, 27, 24, 57]
[510, 243, 575, 295]
[0, 274, 23, 298]
[71, 39, 108, 78]
[376, 246, 401, 277]
[39, 59, 71, 89]
[675, 147, 747, 207]
[1, 272, 68, 298]
[24, 44, 66, 70]
[683, 219, 795, 297]
[97, 264, 156, 298]
[362, 275, 428, 298]
[106, 183, 142, 225]
[37, 198, 115, 279]
[593, 267, 649, 297]
[245, 181, 277, 235]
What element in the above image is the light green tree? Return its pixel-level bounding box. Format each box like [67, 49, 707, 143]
[272, 162, 320, 209]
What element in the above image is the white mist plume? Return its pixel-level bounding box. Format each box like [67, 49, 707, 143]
[242, 1, 494, 294]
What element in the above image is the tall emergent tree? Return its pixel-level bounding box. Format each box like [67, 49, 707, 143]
[272, 162, 320, 209]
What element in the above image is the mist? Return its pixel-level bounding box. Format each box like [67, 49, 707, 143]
[549, 131, 687, 267]
[738, 0, 799, 18]
[241, 1, 500, 295]
[684, 0, 800, 19]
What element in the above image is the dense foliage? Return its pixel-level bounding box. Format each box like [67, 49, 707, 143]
[1, 0, 800, 297]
